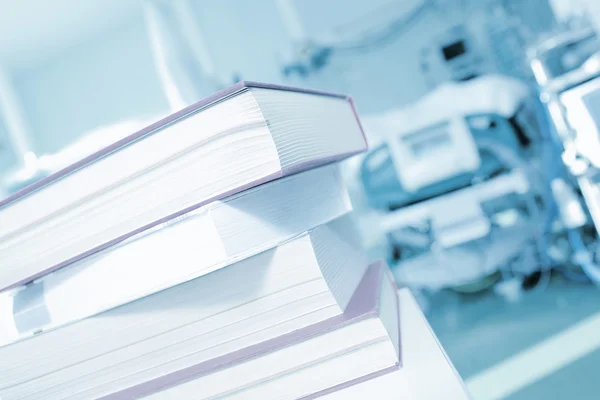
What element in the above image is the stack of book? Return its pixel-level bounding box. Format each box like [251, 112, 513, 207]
[0, 82, 400, 399]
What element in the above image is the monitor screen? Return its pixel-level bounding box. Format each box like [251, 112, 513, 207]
[442, 40, 467, 61]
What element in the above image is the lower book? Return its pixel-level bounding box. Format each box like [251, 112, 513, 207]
[0, 215, 370, 399]
[114, 261, 401, 400]
[1, 164, 350, 342]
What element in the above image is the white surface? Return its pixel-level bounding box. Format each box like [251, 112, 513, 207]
[0, 1, 143, 69]
[323, 289, 469, 400]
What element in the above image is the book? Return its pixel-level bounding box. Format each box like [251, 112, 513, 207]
[0, 164, 351, 341]
[0, 216, 372, 399]
[313, 289, 469, 400]
[126, 261, 399, 400]
[0, 82, 367, 292]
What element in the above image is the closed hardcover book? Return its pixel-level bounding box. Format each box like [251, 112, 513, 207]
[1, 164, 351, 338]
[0, 217, 375, 399]
[121, 261, 400, 400]
[0, 82, 367, 292]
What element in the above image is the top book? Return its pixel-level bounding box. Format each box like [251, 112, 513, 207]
[0, 82, 367, 292]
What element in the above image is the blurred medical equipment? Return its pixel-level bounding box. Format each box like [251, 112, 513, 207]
[529, 27, 600, 88]
[349, 74, 548, 292]
[528, 27, 600, 285]
[420, 25, 488, 86]
[278, 0, 437, 79]
[278, 0, 555, 82]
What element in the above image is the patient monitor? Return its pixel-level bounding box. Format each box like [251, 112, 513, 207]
[387, 117, 481, 193]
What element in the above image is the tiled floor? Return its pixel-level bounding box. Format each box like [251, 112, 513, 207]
[423, 277, 600, 399]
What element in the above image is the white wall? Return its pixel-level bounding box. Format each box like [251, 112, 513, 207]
[12, 13, 169, 154]
[190, 0, 291, 86]
[189, 0, 458, 114]
[0, 120, 17, 172]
